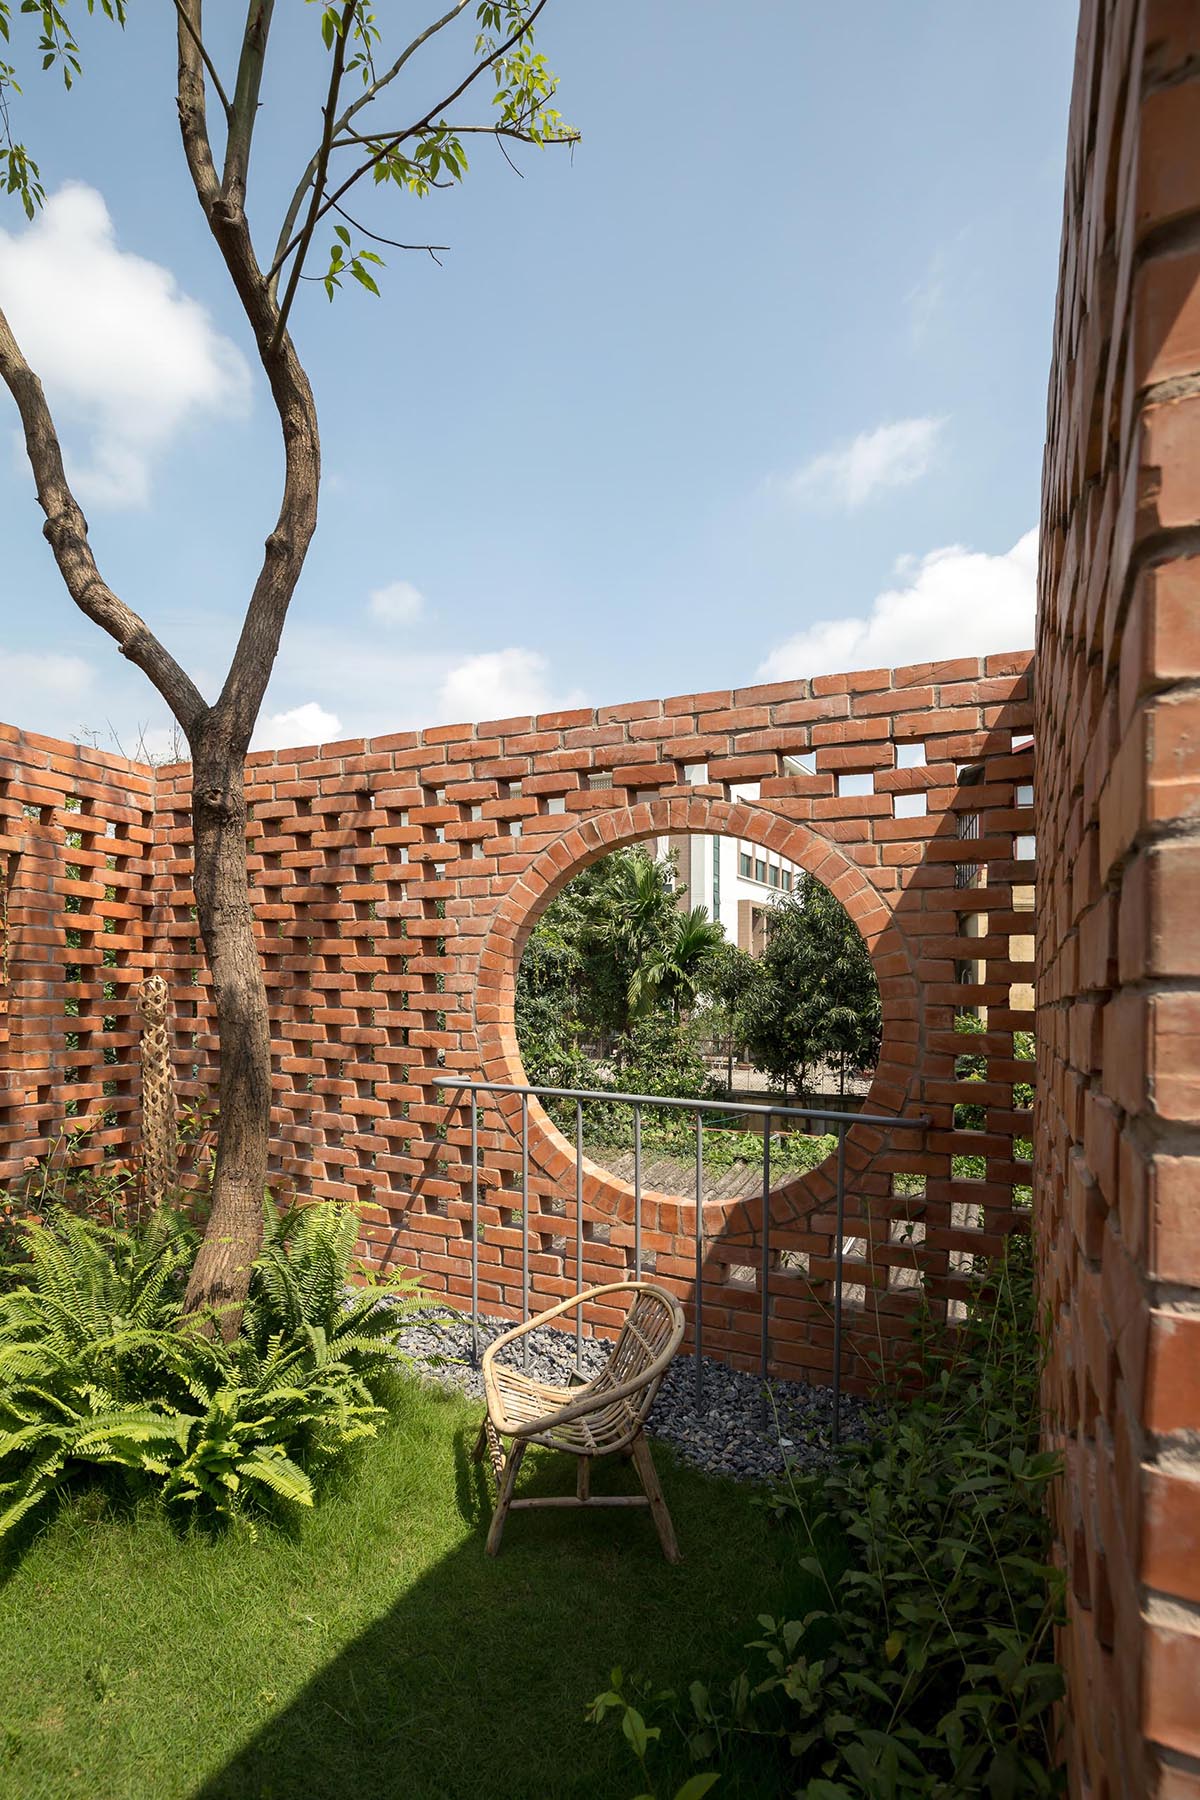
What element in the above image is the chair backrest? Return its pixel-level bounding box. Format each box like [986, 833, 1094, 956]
[595, 1283, 684, 1425]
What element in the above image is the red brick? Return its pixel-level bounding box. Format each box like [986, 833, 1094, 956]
[1142, 1467, 1200, 1605]
[1133, 246, 1200, 390]
[1143, 1622, 1200, 1760]
[1137, 78, 1200, 241]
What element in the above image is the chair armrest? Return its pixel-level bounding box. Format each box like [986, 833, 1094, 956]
[479, 1282, 659, 1379]
[479, 1290, 589, 1373]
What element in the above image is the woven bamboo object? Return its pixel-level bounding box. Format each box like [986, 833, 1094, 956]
[137, 973, 176, 1214]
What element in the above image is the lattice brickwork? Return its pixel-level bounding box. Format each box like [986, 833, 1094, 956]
[1036, 1, 1200, 1792]
[0, 725, 156, 1182]
[0, 652, 1035, 1391]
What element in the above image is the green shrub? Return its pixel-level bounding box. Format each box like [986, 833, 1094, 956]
[0, 1126, 137, 1268]
[586, 1113, 837, 1176]
[593, 1233, 1065, 1797]
[0, 1201, 422, 1541]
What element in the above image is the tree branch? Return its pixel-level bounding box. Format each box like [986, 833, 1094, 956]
[335, 0, 472, 140]
[176, 3, 322, 755]
[223, 0, 276, 208]
[0, 302, 208, 732]
[175, 0, 221, 213]
[171, 0, 233, 124]
[271, 1, 355, 347]
[332, 122, 579, 145]
[267, 0, 553, 289]
[327, 198, 447, 260]
[270, 0, 471, 294]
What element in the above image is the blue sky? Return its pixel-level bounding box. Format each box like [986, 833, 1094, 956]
[0, 2, 1077, 753]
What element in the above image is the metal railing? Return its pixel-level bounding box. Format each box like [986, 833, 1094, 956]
[446, 1077, 928, 1448]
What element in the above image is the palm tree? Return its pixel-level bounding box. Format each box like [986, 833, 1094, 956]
[628, 906, 727, 1022]
[598, 854, 675, 954]
[588, 850, 678, 1036]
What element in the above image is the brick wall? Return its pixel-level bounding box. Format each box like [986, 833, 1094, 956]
[1, 654, 1036, 1388]
[1036, 1, 1200, 1792]
[0, 725, 156, 1181]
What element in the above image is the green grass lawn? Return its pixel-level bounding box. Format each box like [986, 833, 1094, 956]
[0, 1378, 811, 1800]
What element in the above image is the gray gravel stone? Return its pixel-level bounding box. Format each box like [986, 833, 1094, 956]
[398, 1308, 873, 1484]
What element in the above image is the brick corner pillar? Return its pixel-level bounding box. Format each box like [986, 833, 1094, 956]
[1036, 3, 1200, 1794]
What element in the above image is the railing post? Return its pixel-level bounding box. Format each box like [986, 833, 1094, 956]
[575, 1097, 584, 1375]
[694, 1108, 704, 1411]
[832, 1121, 847, 1450]
[521, 1091, 530, 1371]
[760, 1112, 772, 1420]
[470, 1089, 479, 1366]
[633, 1102, 642, 1282]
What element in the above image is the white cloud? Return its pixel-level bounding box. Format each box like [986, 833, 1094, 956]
[436, 648, 585, 723]
[782, 416, 946, 510]
[251, 701, 343, 751]
[367, 579, 425, 626]
[0, 183, 251, 508]
[757, 528, 1037, 681]
[257, 625, 588, 739]
[1, 646, 94, 702]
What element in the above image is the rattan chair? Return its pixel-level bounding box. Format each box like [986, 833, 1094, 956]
[473, 1281, 686, 1561]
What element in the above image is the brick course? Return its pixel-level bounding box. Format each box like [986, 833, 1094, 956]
[1037, 2, 1200, 1793]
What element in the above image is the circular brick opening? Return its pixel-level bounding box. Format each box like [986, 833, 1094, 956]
[513, 827, 880, 1195]
[474, 797, 919, 1238]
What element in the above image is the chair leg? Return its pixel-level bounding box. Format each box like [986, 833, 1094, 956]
[576, 1456, 591, 1503]
[485, 1439, 525, 1557]
[630, 1432, 681, 1564]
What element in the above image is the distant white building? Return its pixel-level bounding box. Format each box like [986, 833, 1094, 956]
[655, 832, 803, 955]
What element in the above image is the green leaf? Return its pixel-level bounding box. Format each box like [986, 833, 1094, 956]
[672, 1777, 720, 1800]
[620, 1707, 659, 1760]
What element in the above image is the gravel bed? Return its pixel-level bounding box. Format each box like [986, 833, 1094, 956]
[399, 1309, 874, 1484]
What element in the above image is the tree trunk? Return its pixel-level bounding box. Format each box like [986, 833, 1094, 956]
[182, 747, 271, 1334]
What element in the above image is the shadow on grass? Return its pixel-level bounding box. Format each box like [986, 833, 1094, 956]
[189, 1416, 796, 1800]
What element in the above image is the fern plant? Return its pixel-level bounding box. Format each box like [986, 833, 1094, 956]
[0, 1200, 423, 1542]
[241, 1200, 423, 1375]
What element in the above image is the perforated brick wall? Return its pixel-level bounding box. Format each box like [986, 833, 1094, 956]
[0, 725, 156, 1184]
[1, 654, 1035, 1388]
[1036, 1, 1200, 1792]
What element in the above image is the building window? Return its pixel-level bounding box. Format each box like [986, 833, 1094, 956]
[739, 851, 752, 877]
[769, 865, 779, 888]
[781, 869, 792, 892]
[755, 858, 767, 884]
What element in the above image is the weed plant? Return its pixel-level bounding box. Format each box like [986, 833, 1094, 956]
[593, 1231, 1065, 1798]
